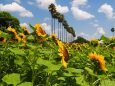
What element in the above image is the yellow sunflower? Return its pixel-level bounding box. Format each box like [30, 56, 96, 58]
[7, 26, 17, 35]
[34, 23, 46, 37]
[57, 40, 69, 68]
[21, 25, 30, 35]
[19, 33, 26, 43]
[50, 34, 57, 40]
[89, 52, 107, 72]
[15, 35, 21, 42]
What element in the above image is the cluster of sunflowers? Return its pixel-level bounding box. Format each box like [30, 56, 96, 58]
[7, 26, 27, 43]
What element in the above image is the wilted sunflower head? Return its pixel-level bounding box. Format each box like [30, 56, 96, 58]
[57, 40, 69, 68]
[61, 56, 68, 68]
[34, 23, 46, 37]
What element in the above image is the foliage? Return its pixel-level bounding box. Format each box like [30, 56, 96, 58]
[73, 36, 89, 43]
[0, 11, 20, 30]
[0, 24, 115, 86]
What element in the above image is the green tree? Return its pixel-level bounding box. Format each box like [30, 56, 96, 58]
[73, 36, 89, 43]
[0, 11, 20, 31]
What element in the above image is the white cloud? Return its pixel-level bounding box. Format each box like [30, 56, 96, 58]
[71, 7, 94, 20]
[36, 0, 69, 13]
[20, 23, 28, 27]
[41, 23, 51, 35]
[71, 0, 94, 20]
[0, 2, 33, 17]
[56, 5, 69, 14]
[72, 0, 88, 7]
[98, 3, 115, 19]
[36, 0, 55, 10]
[14, 0, 21, 4]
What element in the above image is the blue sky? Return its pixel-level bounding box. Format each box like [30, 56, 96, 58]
[0, 0, 115, 40]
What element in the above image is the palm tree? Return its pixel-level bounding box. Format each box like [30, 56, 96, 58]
[63, 20, 68, 42]
[111, 27, 115, 36]
[52, 12, 57, 34]
[48, 3, 56, 34]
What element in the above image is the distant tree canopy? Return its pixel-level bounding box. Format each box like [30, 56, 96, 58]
[72, 36, 89, 43]
[0, 11, 20, 31]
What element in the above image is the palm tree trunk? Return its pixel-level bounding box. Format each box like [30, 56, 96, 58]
[54, 18, 55, 34]
[59, 23, 61, 40]
[51, 18, 53, 34]
[62, 26, 63, 41]
[66, 31, 67, 42]
[63, 28, 65, 42]
[58, 22, 59, 39]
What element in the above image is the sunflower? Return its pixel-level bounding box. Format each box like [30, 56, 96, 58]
[15, 35, 21, 42]
[19, 33, 26, 43]
[50, 34, 57, 40]
[89, 52, 107, 72]
[57, 40, 69, 68]
[0, 37, 6, 43]
[21, 25, 30, 35]
[34, 23, 46, 37]
[7, 26, 17, 35]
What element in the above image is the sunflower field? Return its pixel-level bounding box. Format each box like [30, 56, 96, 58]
[0, 23, 115, 86]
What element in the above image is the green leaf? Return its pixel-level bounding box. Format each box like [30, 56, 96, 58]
[0, 83, 5, 86]
[2, 73, 20, 86]
[29, 24, 35, 31]
[75, 75, 89, 86]
[14, 56, 24, 66]
[37, 58, 61, 71]
[84, 67, 97, 76]
[18, 82, 33, 86]
[0, 31, 9, 39]
[27, 35, 35, 41]
[9, 48, 25, 55]
[100, 79, 115, 86]
[66, 68, 83, 75]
